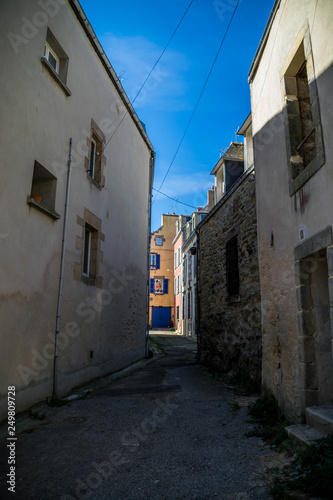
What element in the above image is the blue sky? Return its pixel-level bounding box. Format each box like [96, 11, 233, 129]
[80, 0, 275, 231]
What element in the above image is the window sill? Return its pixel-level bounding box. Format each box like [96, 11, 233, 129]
[226, 295, 241, 304]
[41, 57, 71, 97]
[27, 197, 60, 220]
[289, 150, 325, 196]
[81, 274, 103, 288]
[87, 173, 103, 190]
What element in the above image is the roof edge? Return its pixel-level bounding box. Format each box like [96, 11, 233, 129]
[69, 0, 154, 153]
[238, 113, 252, 136]
[248, 0, 281, 83]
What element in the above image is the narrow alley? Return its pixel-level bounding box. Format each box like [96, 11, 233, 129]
[0, 333, 282, 500]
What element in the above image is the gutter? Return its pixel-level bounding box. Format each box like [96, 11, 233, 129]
[145, 152, 156, 357]
[53, 138, 73, 399]
[69, 0, 154, 153]
[248, 0, 281, 83]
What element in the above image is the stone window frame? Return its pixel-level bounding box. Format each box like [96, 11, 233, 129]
[280, 22, 325, 196]
[74, 208, 104, 288]
[294, 225, 333, 409]
[85, 119, 106, 190]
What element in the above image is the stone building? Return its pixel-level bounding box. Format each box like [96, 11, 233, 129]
[149, 214, 177, 328]
[197, 140, 262, 388]
[249, 0, 333, 420]
[0, 0, 155, 420]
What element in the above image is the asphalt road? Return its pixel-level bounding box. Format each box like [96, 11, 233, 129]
[0, 332, 280, 500]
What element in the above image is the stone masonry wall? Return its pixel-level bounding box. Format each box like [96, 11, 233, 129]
[198, 169, 261, 388]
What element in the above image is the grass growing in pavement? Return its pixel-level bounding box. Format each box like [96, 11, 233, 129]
[290, 435, 333, 498]
[246, 392, 293, 452]
[246, 393, 333, 499]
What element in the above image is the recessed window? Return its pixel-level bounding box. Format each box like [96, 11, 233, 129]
[89, 138, 96, 178]
[224, 160, 244, 193]
[83, 224, 98, 279]
[28, 160, 60, 220]
[83, 227, 92, 276]
[41, 28, 70, 96]
[155, 237, 163, 246]
[74, 209, 103, 288]
[226, 235, 239, 296]
[283, 33, 325, 195]
[86, 121, 106, 189]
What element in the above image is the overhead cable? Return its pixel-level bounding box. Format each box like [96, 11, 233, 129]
[100, 0, 195, 157]
[153, 0, 241, 205]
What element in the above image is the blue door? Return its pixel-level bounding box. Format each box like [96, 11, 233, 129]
[152, 307, 171, 328]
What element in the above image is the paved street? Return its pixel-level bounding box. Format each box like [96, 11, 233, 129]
[0, 333, 281, 500]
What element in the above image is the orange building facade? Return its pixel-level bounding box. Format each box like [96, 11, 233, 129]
[149, 214, 177, 328]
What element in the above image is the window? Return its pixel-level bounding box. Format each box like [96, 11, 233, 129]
[183, 256, 187, 284]
[282, 32, 325, 195]
[149, 278, 168, 294]
[41, 28, 70, 96]
[44, 42, 59, 72]
[85, 120, 106, 188]
[175, 250, 178, 269]
[74, 209, 104, 288]
[224, 160, 244, 193]
[188, 291, 192, 319]
[188, 254, 192, 281]
[83, 227, 92, 276]
[226, 235, 239, 296]
[27, 160, 60, 220]
[89, 137, 97, 178]
[155, 237, 163, 246]
[176, 306, 179, 322]
[83, 224, 98, 278]
[150, 254, 160, 270]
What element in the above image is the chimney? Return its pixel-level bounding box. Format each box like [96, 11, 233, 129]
[207, 186, 215, 210]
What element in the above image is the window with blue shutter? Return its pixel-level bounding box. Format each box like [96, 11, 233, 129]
[163, 279, 169, 294]
[150, 278, 154, 293]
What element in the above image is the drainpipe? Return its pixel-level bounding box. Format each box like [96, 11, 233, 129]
[53, 138, 73, 399]
[145, 151, 156, 358]
[195, 227, 200, 360]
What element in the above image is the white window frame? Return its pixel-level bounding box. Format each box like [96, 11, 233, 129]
[89, 137, 97, 178]
[83, 227, 92, 277]
[44, 41, 60, 73]
[150, 254, 157, 269]
[154, 278, 164, 294]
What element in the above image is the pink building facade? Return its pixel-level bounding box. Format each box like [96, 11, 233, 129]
[173, 227, 183, 333]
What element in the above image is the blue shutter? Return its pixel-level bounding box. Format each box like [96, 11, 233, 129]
[150, 278, 154, 293]
[156, 254, 160, 270]
[163, 279, 168, 294]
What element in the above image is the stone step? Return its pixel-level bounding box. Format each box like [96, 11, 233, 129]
[285, 424, 325, 445]
[306, 405, 333, 435]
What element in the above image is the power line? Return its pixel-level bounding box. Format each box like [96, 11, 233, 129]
[153, 0, 241, 206]
[152, 187, 198, 210]
[100, 0, 195, 157]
